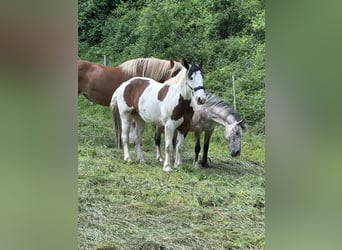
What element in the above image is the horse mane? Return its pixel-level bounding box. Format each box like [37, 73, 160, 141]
[120, 57, 183, 82]
[205, 93, 242, 121]
[164, 67, 187, 86]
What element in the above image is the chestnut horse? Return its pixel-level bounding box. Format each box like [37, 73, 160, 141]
[110, 60, 206, 172]
[78, 58, 183, 147]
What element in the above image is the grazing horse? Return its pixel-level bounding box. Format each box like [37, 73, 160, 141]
[78, 58, 183, 147]
[155, 92, 245, 168]
[110, 60, 206, 172]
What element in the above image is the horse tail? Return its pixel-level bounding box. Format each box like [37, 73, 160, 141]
[110, 94, 122, 149]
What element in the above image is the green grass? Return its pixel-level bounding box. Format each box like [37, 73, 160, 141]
[78, 96, 265, 249]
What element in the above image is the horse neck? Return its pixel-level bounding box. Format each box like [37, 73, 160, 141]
[166, 68, 190, 99]
[205, 95, 235, 126]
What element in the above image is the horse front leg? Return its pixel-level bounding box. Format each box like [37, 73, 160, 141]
[194, 130, 201, 168]
[202, 129, 214, 168]
[163, 123, 175, 172]
[154, 125, 163, 162]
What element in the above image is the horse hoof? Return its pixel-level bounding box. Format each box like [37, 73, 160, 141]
[156, 156, 163, 162]
[202, 163, 210, 168]
[173, 164, 181, 169]
[163, 166, 172, 172]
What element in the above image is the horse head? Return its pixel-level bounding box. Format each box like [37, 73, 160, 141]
[224, 117, 244, 157]
[180, 59, 206, 105]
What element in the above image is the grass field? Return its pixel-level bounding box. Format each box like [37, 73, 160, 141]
[78, 96, 265, 249]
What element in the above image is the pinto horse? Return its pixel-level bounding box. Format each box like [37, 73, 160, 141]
[78, 58, 183, 147]
[110, 60, 206, 172]
[154, 92, 245, 168]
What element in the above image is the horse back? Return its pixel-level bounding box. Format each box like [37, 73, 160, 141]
[78, 60, 130, 106]
[119, 77, 152, 112]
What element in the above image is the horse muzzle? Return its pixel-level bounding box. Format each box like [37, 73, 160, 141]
[196, 96, 206, 105]
[230, 149, 241, 157]
[192, 85, 206, 105]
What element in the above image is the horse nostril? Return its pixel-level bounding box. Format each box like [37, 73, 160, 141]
[197, 97, 205, 105]
[231, 150, 240, 157]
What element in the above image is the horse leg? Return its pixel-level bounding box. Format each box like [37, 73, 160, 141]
[133, 116, 145, 163]
[121, 115, 132, 162]
[114, 110, 123, 149]
[129, 120, 136, 144]
[194, 130, 201, 168]
[154, 125, 163, 162]
[163, 123, 175, 172]
[174, 131, 185, 168]
[172, 132, 177, 158]
[202, 129, 214, 168]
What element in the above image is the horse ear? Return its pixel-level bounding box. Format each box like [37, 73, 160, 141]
[180, 58, 189, 69]
[237, 119, 244, 124]
[169, 58, 174, 68]
[237, 119, 246, 129]
[198, 60, 203, 69]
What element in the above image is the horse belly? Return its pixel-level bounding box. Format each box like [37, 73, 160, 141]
[138, 95, 162, 124]
[192, 120, 215, 132]
[191, 109, 215, 131]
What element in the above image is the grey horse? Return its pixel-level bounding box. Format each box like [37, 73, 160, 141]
[154, 92, 245, 168]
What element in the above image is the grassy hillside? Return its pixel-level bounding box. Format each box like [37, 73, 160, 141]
[78, 96, 265, 249]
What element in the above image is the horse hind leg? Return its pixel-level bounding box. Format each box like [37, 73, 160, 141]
[133, 116, 145, 163]
[115, 111, 123, 149]
[163, 123, 175, 172]
[202, 130, 214, 168]
[193, 130, 201, 168]
[154, 125, 163, 162]
[129, 120, 136, 144]
[121, 115, 132, 162]
[174, 131, 185, 168]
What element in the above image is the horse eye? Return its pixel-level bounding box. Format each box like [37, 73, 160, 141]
[189, 77, 193, 80]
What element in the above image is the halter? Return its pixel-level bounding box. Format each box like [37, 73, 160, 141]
[192, 85, 205, 92]
[187, 84, 205, 93]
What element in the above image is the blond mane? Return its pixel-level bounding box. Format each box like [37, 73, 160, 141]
[164, 67, 187, 86]
[120, 58, 183, 82]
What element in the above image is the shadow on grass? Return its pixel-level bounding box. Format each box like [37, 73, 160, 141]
[178, 153, 264, 179]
